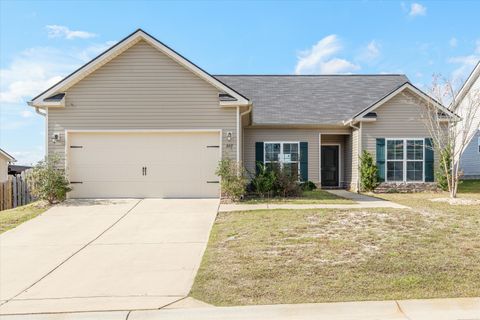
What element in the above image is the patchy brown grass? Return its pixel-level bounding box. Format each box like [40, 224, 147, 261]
[242, 189, 354, 205]
[191, 192, 480, 305]
[0, 202, 50, 234]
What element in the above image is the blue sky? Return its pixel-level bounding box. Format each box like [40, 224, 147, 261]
[1, 0, 479, 165]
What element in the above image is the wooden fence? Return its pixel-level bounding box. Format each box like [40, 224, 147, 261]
[0, 170, 34, 211]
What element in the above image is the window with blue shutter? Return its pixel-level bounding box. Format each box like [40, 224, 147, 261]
[424, 138, 434, 182]
[376, 138, 386, 182]
[255, 142, 264, 175]
[300, 142, 308, 181]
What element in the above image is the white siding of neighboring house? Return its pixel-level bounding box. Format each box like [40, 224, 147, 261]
[47, 40, 238, 167]
[457, 67, 480, 177]
[460, 130, 480, 178]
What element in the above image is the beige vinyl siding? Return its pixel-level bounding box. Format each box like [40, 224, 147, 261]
[48, 40, 237, 167]
[350, 127, 359, 190]
[0, 156, 9, 182]
[344, 134, 352, 186]
[361, 89, 439, 175]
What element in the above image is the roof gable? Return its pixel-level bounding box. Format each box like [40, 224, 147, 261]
[29, 29, 250, 108]
[0, 148, 16, 162]
[349, 82, 458, 123]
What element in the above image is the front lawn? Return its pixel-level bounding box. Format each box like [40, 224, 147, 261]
[458, 179, 480, 193]
[191, 192, 480, 305]
[0, 202, 49, 234]
[242, 189, 354, 205]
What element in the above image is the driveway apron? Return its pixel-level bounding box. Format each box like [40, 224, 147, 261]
[0, 199, 218, 314]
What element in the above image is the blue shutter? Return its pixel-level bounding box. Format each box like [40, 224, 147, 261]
[425, 138, 434, 182]
[255, 142, 264, 175]
[376, 138, 386, 182]
[300, 142, 308, 181]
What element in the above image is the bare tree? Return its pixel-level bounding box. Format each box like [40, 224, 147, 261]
[421, 75, 480, 198]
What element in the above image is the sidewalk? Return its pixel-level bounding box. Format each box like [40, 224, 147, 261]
[219, 190, 407, 212]
[2, 297, 478, 320]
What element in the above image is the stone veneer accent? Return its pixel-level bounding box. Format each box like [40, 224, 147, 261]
[374, 182, 439, 193]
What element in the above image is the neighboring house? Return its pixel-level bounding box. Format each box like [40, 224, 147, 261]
[0, 148, 16, 182]
[28, 29, 456, 198]
[8, 165, 32, 176]
[456, 61, 480, 179]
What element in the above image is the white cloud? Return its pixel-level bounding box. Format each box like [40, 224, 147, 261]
[10, 147, 44, 166]
[358, 40, 381, 62]
[0, 41, 115, 104]
[449, 37, 458, 47]
[295, 35, 360, 74]
[75, 40, 117, 62]
[409, 3, 427, 16]
[46, 25, 96, 40]
[20, 110, 34, 118]
[448, 40, 480, 86]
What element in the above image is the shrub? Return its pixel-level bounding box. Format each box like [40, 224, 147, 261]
[272, 165, 302, 197]
[216, 159, 248, 201]
[28, 155, 72, 204]
[300, 180, 317, 191]
[359, 150, 379, 192]
[251, 163, 276, 197]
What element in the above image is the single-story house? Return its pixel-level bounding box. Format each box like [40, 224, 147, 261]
[28, 29, 457, 198]
[456, 61, 480, 179]
[0, 148, 16, 182]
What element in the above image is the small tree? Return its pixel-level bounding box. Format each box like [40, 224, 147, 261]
[216, 159, 247, 201]
[28, 155, 72, 204]
[359, 150, 379, 192]
[251, 163, 276, 197]
[420, 75, 480, 198]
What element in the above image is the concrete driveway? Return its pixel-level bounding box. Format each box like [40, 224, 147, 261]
[0, 199, 219, 315]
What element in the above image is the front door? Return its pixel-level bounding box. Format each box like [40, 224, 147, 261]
[321, 146, 339, 187]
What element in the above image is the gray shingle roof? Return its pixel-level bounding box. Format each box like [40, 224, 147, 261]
[214, 75, 409, 125]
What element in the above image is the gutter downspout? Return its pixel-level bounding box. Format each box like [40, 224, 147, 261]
[239, 104, 253, 164]
[35, 107, 46, 117]
[348, 120, 361, 193]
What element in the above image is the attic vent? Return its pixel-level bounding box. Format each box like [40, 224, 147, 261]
[43, 93, 65, 102]
[219, 93, 237, 102]
[364, 112, 377, 118]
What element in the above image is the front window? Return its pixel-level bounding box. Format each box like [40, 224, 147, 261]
[264, 142, 300, 179]
[386, 139, 424, 182]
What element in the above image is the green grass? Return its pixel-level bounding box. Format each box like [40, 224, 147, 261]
[0, 202, 49, 234]
[191, 190, 480, 306]
[458, 179, 480, 193]
[242, 189, 354, 204]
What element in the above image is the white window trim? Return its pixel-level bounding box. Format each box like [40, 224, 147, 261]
[477, 136, 480, 154]
[385, 138, 425, 183]
[263, 141, 301, 176]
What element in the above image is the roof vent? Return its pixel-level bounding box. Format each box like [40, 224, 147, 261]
[364, 112, 377, 118]
[43, 93, 66, 102]
[219, 93, 237, 102]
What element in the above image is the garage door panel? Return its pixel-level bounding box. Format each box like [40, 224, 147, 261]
[69, 181, 219, 198]
[69, 165, 146, 182]
[67, 132, 221, 198]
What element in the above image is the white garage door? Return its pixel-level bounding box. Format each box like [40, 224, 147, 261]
[67, 131, 221, 198]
